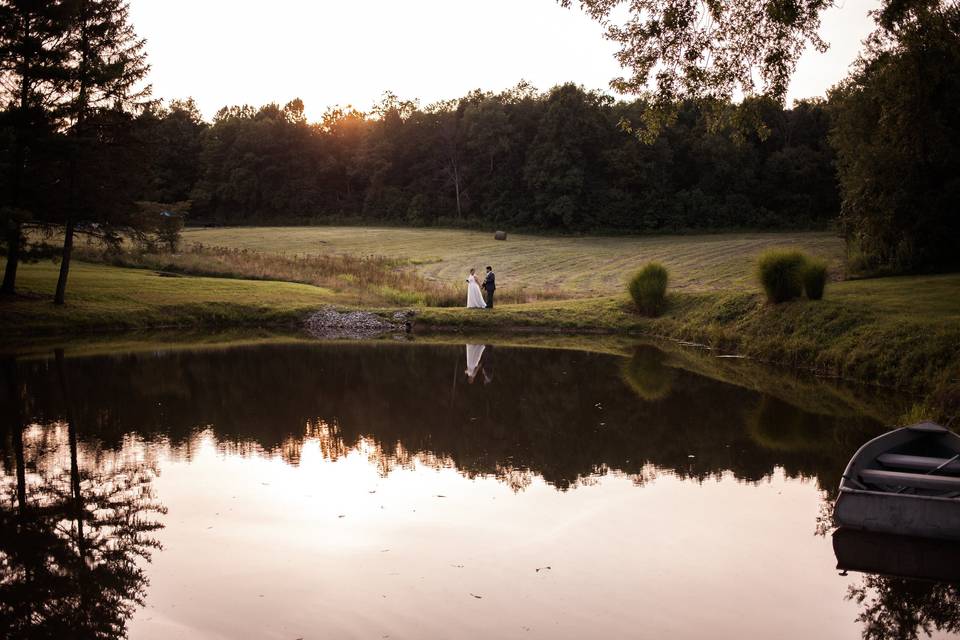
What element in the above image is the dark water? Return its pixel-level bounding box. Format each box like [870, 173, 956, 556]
[0, 340, 957, 639]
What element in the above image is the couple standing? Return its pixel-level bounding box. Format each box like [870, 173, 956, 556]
[466, 266, 495, 309]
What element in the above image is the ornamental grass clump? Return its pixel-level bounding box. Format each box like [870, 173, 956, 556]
[802, 258, 828, 300]
[756, 249, 806, 303]
[628, 262, 669, 316]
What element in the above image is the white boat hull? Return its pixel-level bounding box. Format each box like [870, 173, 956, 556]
[836, 487, 960, 541]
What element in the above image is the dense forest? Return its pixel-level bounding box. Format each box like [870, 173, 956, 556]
[138, 88, 839, 232]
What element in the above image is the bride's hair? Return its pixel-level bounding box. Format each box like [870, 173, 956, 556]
[469, 268, 475, 274]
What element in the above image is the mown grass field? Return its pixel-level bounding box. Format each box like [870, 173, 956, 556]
[183, 226, 846, 296]
[2, 261, 340, 335]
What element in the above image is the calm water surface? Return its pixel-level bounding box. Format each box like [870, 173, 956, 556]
[1, 341, 957, 639]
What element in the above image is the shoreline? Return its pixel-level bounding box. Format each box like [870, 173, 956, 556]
[4, 260, 957, 422]
[2, 322, 911, 428]
[5, 294, 955, 392]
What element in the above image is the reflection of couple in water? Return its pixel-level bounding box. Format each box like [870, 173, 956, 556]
[465, 344, 493, 384]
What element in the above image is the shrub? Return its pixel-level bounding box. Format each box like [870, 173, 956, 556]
[756, 249, 806, 303]
[628, 262, 669, 316]
[802, 258, 828, 300]
[157, 213, 184, 252]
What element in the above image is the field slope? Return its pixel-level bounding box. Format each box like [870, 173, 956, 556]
[2, 261, 338, 335]
[183, 227, 845, 296]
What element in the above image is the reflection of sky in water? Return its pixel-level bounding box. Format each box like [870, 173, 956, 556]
[2, 342, 955, 639]
[123, 431, 850, 639]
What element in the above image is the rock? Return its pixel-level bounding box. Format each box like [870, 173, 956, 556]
[304, 307, 402, 339]
[494, 230, 507, 241]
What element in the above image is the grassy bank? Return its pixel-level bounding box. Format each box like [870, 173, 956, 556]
[415, 274, 960, 397]
[4, 231, 958, 421]
[1, 261, 340, 335]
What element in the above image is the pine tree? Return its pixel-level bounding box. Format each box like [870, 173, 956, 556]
[0, 0, 73, 295]
[53, 0, 149, 305]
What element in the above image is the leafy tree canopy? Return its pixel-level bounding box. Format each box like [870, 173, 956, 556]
[560, 0, 831, 134]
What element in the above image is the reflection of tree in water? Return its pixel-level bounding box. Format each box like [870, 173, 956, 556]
[3, 342, 890, 493]
[747, 395, 882, 496]
[848, 575, 960, 640]
[0, 344, 932, 640]
[0, 356, 165, 640]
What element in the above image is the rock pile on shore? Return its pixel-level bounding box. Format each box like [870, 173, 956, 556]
[304, 307, 407, 339]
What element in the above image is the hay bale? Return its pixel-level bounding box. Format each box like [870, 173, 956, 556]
[494, 230, 507, 241]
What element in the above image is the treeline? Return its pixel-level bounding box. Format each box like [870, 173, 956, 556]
[139, 86, 839, 232]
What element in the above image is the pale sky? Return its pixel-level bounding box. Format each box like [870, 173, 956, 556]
[129, 0, 880, 122]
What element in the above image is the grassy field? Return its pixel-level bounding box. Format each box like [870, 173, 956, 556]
[183, 226, 846, 296]
[1, 261, 340, 335]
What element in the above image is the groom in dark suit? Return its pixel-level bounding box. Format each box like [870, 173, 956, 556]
[483, 266, 495, 309]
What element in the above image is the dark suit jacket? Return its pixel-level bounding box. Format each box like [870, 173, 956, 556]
[483, 271, 496, 291]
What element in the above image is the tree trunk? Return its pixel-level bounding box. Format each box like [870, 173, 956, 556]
[2, 223, 22, 295]
[453, 164, 462, 219]
[2, 14, 32, 296]
[54, 217, 74, 305]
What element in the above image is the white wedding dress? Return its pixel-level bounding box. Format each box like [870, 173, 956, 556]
[466, 274, 486, 308]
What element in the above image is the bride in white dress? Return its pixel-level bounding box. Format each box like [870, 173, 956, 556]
[466, 268, 486, 308]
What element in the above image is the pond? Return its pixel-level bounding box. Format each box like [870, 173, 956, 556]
[1, 339, 957, 639]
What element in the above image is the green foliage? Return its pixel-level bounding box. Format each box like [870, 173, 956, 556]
[628, 262, 668, 316]
[802, 258, 828, 300]
[157, 213, 184, 252]
[121, 86, 841, 232]
[829, 2, 960, 273]
[560, 0, 829, 108]
[136, 99, 207, 203]
[756, 249, 806, 303]
[137, 200, 189, 252]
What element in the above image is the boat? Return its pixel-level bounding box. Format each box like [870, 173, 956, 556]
[833, 528, 960, 583]
[834, 422, 960, 541]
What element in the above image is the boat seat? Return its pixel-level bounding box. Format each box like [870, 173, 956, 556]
[861, 469, 960, 492]
[877, 453, 960, 474]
